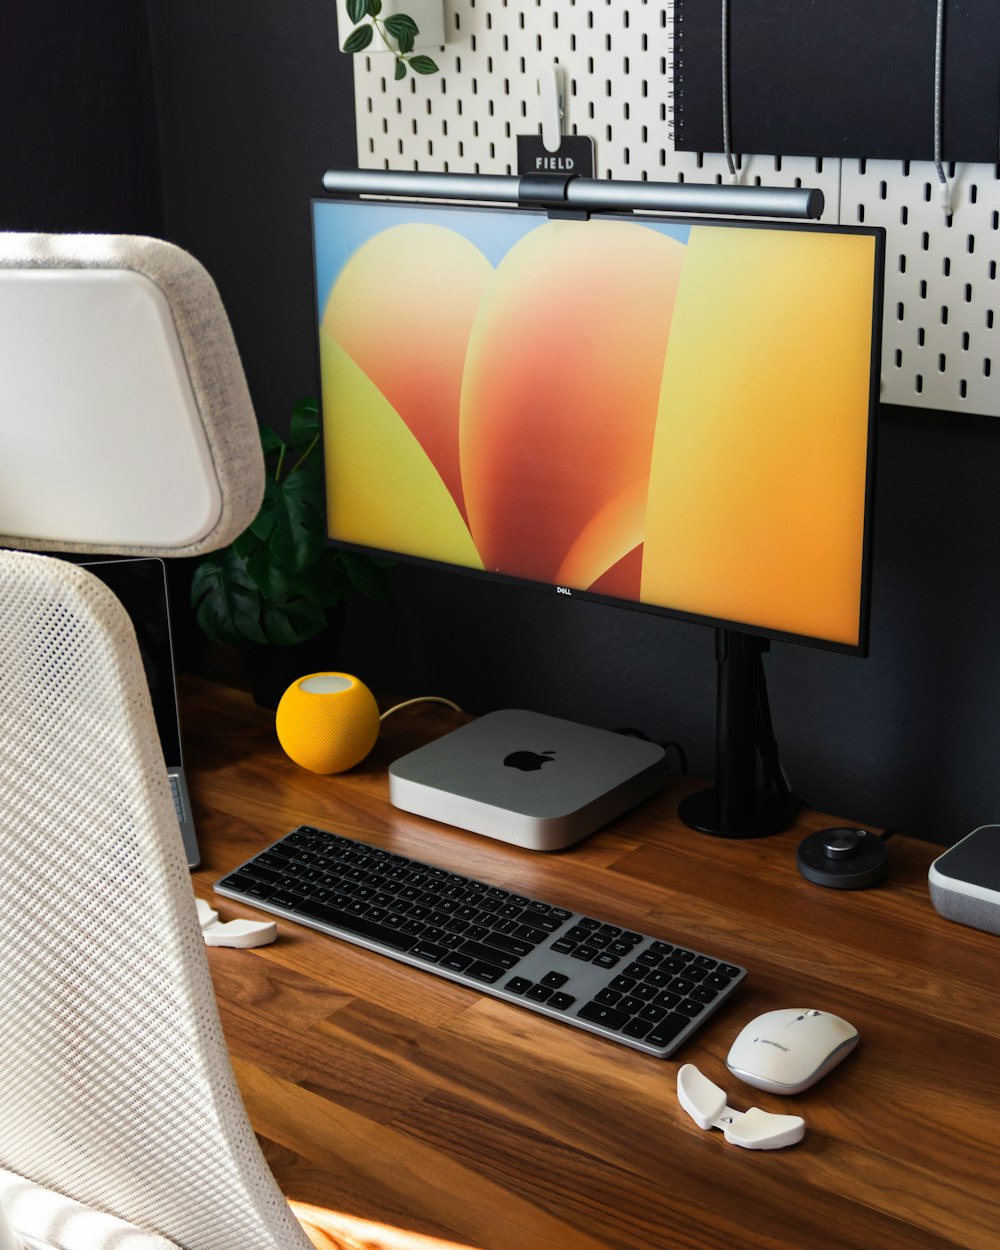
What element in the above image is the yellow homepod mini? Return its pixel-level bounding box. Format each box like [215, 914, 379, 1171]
[275, 672, 380, 774]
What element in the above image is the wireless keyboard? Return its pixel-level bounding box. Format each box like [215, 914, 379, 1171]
[215, 825, 747, 1058]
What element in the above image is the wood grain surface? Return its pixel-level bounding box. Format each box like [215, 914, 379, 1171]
[183, 677, 1000, 1250]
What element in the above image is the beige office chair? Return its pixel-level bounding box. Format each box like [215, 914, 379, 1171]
[0, 232, 319, 1250]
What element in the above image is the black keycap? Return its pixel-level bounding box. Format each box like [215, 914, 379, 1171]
[541, 971, 569, 989]
[609, 974, 636, 992]
[412, 941, 447, 963]
[220, 871, 259, 891]
[243, 863, 282, 884]
[622, 1017, 653, 1039]
[241, 882, 274, 900]
[690, 986, 718, 1004]
[467, 961, 504, 983]
[459, 939, 518, 969]
[594, 988, 621, 1005]
[440, 951, 474, 972]
[593, 953, 620, 969]
[646, 1013, 690, 1048]
[269, 891, 304, 909]
[571, 946, 598, 961]
[677, 999, 706, 1017]
[549, 992, 575, 1010]
[481, 932, 533, 958]
[551, 938, 575, 954]
[638, 1003, 668, 1022]
[294, 897, 420, 953]
[526, 984, 553, 1002]
[578, 1001, 630, 1031]
[505, 976, 532, 993]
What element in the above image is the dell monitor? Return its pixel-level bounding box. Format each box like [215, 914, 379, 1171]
[311, 174, 884, 838]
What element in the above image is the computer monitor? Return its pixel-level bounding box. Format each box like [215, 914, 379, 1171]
[311, 180, 884, 837]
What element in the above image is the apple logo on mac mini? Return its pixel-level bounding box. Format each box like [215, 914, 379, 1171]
[388, 708, 667, 851]
[504, 749, 555, 772]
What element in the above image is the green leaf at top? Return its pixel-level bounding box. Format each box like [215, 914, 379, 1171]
[346, 0, 367, 22]
[384, 13, 418, 37]
[394, 27, 414, 53]
[343, 24, 374, 53]
[366, 0, 382, 14]
[394, 58, 407, 80]
[408, 55, 439, 75]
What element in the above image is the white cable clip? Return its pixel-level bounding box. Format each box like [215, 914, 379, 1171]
[677, 1064, 805, 1150]
[540, 63, 564, 153]
[197, 897, 277, 948]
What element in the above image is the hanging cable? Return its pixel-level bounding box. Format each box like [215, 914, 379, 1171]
[721, 0, 739, 183]
[933, 0, 952, 216]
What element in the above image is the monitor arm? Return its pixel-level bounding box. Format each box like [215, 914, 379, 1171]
[678, 629, 801, 838]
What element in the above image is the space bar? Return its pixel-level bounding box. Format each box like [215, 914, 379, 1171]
[292, 898, 419, 953]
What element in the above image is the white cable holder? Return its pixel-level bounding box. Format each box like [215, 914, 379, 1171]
[677, 1064, 806, 1150]
[539, 63, 565, 154]
[196, 897, 277, 949]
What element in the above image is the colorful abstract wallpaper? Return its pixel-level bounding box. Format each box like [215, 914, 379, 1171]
[314, 200, 878, 648]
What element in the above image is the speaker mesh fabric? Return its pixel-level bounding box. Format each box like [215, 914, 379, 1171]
[928, 880, 1000, 936]
[275, 674, 380, 773]
[0, 232, 264, 558]
[0, 552, 313, 1250]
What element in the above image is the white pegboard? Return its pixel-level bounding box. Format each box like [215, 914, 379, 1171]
[348, 0, 1000, 416]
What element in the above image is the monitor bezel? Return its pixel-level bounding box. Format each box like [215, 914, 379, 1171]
[310, 192, 885, 659]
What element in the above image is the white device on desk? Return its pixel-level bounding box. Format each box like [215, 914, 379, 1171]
[928, 824, 1000, 936]
[726, 1008, 859, 1094]
[388, 708, 667, 851]
[677, 1065, 806, 1150]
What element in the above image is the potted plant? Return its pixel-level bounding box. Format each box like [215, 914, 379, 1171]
[337, 0, 442, 80]
[191, 397, 391, 707]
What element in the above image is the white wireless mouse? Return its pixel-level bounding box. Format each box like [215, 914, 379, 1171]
[726, 1008, 859, 1095]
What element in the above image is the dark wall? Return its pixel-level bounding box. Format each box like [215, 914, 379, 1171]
[1, 0, 162, 234]
[146, 0, 358, 431]
[11, 1, 1000, 845]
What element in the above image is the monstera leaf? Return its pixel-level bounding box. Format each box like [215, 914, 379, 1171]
[191, 398, 392, 648]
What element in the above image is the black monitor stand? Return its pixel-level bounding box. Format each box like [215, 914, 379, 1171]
[677, 629, 801, 838]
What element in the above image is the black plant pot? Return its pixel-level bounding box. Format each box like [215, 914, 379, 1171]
[242, 615, 345, 710]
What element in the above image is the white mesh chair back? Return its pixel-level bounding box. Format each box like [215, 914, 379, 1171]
[0, 552, 314, 1250]
[0, 232, 264, 558]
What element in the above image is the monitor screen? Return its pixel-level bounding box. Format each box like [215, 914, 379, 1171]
[312, 195, 883, 655]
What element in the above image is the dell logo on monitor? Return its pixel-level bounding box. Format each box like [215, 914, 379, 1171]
[556, 586, 572, 596]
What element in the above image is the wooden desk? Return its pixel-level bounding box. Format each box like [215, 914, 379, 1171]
[183, 677, 1000, 1250]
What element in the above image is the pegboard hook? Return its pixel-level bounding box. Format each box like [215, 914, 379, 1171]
[540, 63, 565, 153]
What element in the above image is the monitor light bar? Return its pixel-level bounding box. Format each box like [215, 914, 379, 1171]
[321, 168, 825, 220]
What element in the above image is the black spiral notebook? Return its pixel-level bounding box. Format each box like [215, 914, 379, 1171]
[673, 0, 1000, 164]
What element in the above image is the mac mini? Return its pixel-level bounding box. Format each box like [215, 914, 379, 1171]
[388, 708, 667, 851]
